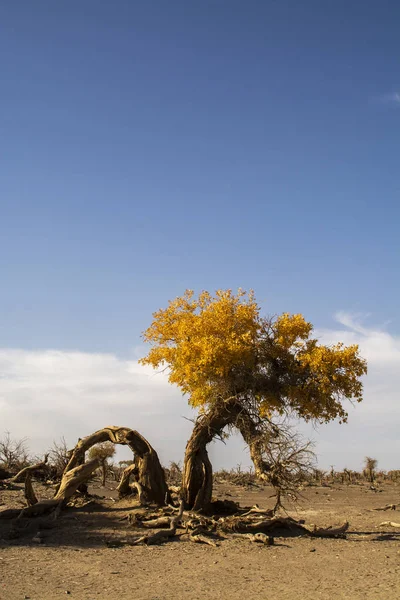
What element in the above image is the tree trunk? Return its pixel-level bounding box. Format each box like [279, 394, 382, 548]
[182, 399, 272, 510]
[64, 426, 170, 505]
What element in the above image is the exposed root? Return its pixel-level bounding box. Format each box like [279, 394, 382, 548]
[378, 521, 400, 528]
[132, 501, 185, 545]
[372, 504, 396, 511]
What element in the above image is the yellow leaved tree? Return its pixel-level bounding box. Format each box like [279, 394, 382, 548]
[140, 289, 367, 510]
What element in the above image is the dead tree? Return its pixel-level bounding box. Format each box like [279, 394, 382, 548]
[0, 425, 169, 520]
[64, 426, 170, 505]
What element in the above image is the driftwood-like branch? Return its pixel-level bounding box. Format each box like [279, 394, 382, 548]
[378, 521, 400, 528]
[188, 533, 218, 546]
[240, 505, 274, 518]
[312, 521, 349, 538]
[9, 454, 49, 483]
[373, 504, 396, 511]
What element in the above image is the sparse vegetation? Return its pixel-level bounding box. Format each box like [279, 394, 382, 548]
[0, 432, 29, 472]
[364, 457, 378, 483]
[88, 442, 116, 487]
[48, 437, 70, 479]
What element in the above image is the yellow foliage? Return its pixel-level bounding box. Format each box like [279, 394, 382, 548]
[140, 289, 367, 423]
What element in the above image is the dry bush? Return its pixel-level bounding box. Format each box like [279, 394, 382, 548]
[364, 456, 378, 483]
[164, 461, 182, 485]
[0, 431, 30, 472]
[88, 442, 116, 486]
[214, 465, 257, 487]
[48, 437, 70, 479]
[258, 425, 316, 508]
[387, 470, 400, 482]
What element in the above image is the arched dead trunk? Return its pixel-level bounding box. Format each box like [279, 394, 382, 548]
[182, 400, 272, 510]
[64, 426, 170, 505]
[0, 426, 169, 520]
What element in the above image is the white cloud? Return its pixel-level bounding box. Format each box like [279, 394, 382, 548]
[1, 313, 399, 471]
[0, 349, 194, 466]
[305, 313, 400, 470]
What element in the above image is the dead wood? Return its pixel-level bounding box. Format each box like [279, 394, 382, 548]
[312, 521, 349, 538]
[10, 459, 101, 519]
[9, 454, 49, 483]
[24, 473, 38, 506]
[65, 426, 169, 505]
[378, 521, 400, 528]
[131, 481, 148, 505]
[240, 504, 274, 518]
[55, 458, 101, 502]
[117, 463, 138, 498]
[132, 501, 185, 545]
[372, 504, 396, 511]
[135, 516, 171, 528]
[188, 533, 218, 546]
[219, 515, 309, 535]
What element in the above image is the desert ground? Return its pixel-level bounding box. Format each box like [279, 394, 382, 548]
[0, 478, 399, 600]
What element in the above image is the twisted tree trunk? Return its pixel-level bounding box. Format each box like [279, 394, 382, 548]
[0, 426, 170, 520]
[182, 399, 272, 510]
[64, 426, 170, 505]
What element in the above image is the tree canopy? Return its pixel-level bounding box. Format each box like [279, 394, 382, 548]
[140, 289, 367, 424]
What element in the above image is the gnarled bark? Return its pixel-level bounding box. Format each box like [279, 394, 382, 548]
[65, 426, 170, 505]
[0, 425, 169, 521]
[13, 458, 101, 519]
[182, 399, 273, 510]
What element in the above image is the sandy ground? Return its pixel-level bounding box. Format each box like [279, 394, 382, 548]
[0, 479, 399, 599]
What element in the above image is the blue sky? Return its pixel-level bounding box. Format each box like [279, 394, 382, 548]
[1, 2, 399, 469]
